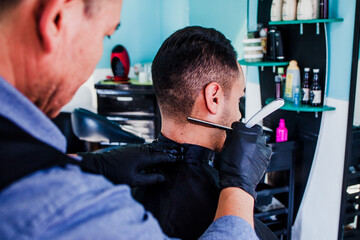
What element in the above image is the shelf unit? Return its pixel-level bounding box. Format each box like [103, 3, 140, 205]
[255, 141, 297, 240]
[265, 98, 336, 118]
[249, 18, 341, 117]
[254, 3, 343, 238]
[269, 18, 344, 35]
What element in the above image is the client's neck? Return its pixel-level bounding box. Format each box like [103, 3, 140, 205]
[160, 117, 225, 152]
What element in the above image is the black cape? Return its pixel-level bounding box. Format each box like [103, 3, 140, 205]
[133, 134, 278, 240]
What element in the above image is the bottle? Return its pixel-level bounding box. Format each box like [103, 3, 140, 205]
[301, 68, 311, 104]
[312, 0, 319, 19]
[276, 119, 288, 142]
[319, 0, 324, 18]
[284, 60, 301, 101]
[319, 0, 329, 19]
[274, 30, 285, 61]
[267, 28, 276, 61]
[282, 0, 297, 21]
[281, 70, 287, 96]
[275, 67, 284, 98]
[324, 0, 329, 18]
[258, 24, 268, 58]
[294, 88, 300, 106]
[310, 69, 322, 106]
[297, 0, 313, 20]
[271, 0, 283, 21]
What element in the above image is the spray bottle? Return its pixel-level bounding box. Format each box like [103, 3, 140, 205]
[276, 119, 288, 142]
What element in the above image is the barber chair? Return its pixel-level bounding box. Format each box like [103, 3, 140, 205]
[71, 108, 145, 151]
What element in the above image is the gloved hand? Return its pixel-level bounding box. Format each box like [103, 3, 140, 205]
[78, 144, 182, 187]
[218, 122, 272, 200]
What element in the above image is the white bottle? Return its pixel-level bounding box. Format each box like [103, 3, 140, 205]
[297, 0, 314, 20]
[282, 0, 297, 21]
[271, 0, 283, 21]
[312, 0, 319, 19]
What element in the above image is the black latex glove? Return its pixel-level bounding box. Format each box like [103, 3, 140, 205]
[218, 122, 272, 200]
[78, 144, 182, 187]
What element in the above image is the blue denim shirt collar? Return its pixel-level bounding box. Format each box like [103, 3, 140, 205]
[0, 76, 66, 153]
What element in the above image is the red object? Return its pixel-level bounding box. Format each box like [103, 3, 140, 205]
[111, 45, 130, 81]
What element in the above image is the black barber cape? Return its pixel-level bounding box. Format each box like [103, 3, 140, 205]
[133, 134, 278, 240]
[0, 116, 78, 191]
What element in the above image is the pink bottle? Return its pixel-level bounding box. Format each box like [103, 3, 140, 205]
[276, 119, 288, 142]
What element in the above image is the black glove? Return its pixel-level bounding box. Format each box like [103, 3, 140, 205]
[218, 122, 272, 200]
[78, 144, 182, 187]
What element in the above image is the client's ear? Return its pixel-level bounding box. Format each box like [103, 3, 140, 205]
[37, 0, 70, 52]
[204, 82, 224, 114]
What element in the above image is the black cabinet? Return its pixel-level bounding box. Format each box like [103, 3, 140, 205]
[341, 128, 360, 239]
[255, 141, 297, 240]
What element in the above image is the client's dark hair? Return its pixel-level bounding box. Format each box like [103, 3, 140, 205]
[152, 26, 239, 121]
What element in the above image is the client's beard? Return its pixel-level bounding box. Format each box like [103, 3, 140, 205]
[210, 105, 232, 152]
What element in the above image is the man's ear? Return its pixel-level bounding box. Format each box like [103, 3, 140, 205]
[204, 82, 224, 115]
[38, 0, 66, 52]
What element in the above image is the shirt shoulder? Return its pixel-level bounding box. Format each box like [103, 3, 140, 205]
[0, 165, 169, 240]
[200, 216, 259, 240]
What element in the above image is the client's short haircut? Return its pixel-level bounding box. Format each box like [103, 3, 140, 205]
[152, 26, 239, 121]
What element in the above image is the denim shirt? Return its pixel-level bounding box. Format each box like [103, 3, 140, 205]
[0, 77, 66, 153]
[0, 76, 258, 239]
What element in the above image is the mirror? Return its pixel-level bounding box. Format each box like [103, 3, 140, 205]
[354, 56, 360, 127]
[338, 0, 360, 237]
